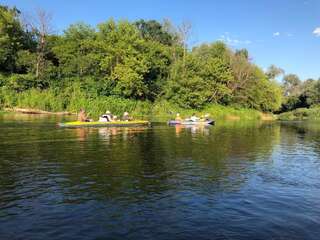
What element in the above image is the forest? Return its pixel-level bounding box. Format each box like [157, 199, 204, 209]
[0, 5, 319, 119]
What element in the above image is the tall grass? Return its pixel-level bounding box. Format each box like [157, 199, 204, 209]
[0, 86, 267, 121]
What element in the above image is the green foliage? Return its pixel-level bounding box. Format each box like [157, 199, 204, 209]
[0, 6, 26, 72]
[278, 106, 320, 121]
[236, 67, 282, 112]
[0, 86, 17, 107]
[0, 5, 288, 115]
[0, 73, 6, 87]
[279, 76, 320, 113]
[166, 53, 233, 108]
[135, 19, 174, 45]
[266, 64, 284, 80]
[16, 89, 65, 111]
[150, 100, 262, 121]
[193, 41, 230, 60]
[52, 22, 98, 77]
[16, 50, 37, 73]
[6, 74, 37, 92]
[302, 79, 320, 106]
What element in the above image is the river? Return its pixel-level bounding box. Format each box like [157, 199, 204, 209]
[0, 113, 319, 240]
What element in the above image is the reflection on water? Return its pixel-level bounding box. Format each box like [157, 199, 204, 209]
[174, 125, 211, 137]
[0, 113, 320, 240]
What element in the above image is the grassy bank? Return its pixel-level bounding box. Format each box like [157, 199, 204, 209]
[0, 88, 272, 122]
[278, 106, 320, 121]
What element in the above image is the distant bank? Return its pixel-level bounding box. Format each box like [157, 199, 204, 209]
[1, 99, 275, 122]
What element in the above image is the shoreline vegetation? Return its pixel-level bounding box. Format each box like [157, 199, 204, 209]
[0, 92, 274, 121]
[278, 107, 320, 121]
[1, 106, 274, 122]
[0, 84, 273, 121]
[7, 104, 320, 122]
[0, 6, 319, 122]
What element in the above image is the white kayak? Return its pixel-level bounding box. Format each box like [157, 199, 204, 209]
[168, 120, 215, 126]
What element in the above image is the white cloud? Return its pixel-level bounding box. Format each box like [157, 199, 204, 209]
[313, 27, 320, 37]
[273, 32, 294, 37]
[219, 33, 251, 46]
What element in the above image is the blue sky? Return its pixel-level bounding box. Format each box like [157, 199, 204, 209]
[2, 0, 320, 80]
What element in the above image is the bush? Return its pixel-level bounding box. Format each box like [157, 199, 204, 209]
[0, 74, 7, 87]
[15, 89, 66, 112]
[278, 106, 320, 120]
[0, 87, 18, 108]
[7, 74, 37, 92]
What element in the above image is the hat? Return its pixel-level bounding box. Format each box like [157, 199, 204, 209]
[124, 112, 129, 116]
[106, 110, 111, 114]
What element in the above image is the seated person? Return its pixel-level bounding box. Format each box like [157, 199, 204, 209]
[122, 112, 132, 121]
[78, 109, 90, 122]
[190, 113, 200, 122]
[99, 110, 113, 122]
[202, 113, 210, 121]
[175, 113, 182, 121]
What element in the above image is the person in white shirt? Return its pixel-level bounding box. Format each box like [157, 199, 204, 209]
[99, 110, 113, 122]
[190, 113, 200, 122]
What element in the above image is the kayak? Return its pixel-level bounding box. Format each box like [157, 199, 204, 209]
[168, 120, 215, 126]
[58, 120, 150, 128]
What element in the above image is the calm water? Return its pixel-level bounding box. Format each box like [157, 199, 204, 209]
[0, 113, 320, 240]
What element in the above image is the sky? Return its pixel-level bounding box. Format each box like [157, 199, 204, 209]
[2, 0, 320, 80]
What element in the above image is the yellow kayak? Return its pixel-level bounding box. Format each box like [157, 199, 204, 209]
[58, 120, 150, 128]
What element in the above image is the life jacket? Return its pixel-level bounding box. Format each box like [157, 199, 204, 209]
[102, 114, 113, 121]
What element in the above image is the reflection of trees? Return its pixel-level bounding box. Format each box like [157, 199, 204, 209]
[50, 127, 172, 202]
[0, 120, 282, 206]
[53, 122, 282, 200]
[154, 121, 281, 193]
[280, 121, 320, 139]
[279, 121, 320, 155]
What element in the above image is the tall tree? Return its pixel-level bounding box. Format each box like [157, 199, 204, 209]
[228, 51, 254, 96]
[283, 74, 301, 96]
[0, 5, 25, 72]
[52, 22, 97, 77]
[266, 64, 284, 79]
[177, 21, 192, 68]
[134, 19, 173, 45]
[24, 9, 53, 79]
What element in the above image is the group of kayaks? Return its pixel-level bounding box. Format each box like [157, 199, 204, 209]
[59, 119, 214, 128]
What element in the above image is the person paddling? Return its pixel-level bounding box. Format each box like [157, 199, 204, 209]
[190, 113, 200, 122]
[175, 113, 182, 122]
[100, 110, 113, 122]
[203, 113, 210, 121]
[78, 109, 90, 122]
[122, 112, 132, 121]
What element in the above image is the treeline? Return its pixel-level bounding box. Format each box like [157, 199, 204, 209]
[280, 74, 320, 111]
[0, 5, 315, 116]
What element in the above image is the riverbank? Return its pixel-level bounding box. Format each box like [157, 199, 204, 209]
[0, 85, 276, 122]
[3, 107, 72, 115]
[278, 106, 320, 120]
[1, 102, 275, 122]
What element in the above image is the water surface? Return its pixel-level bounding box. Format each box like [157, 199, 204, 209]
[0, 113, 319, 240]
